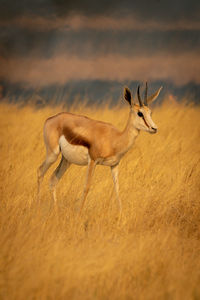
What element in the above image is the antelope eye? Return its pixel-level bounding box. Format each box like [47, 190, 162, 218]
[137, 111, 143, 117]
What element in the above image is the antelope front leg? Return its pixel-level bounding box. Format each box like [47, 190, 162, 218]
[80, 158, 96, 214]
[111, 164, 122, 212]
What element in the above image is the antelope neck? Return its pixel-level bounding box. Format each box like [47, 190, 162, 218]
[121, 110, 139, 149]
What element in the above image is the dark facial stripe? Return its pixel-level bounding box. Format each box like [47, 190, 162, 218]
[142, 116, 150, 128]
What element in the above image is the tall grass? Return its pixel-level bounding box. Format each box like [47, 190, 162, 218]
[0, 99, 200, 300]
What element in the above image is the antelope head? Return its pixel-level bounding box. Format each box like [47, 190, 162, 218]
[124, 82, 162, 134]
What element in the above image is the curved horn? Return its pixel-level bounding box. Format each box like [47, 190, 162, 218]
[147, 86, 163, 104]
[137, 85, 143, 107]
[144, 82, 148, 106]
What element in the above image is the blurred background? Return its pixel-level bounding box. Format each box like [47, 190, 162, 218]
[1, 3, 200, 299]
[0, 0, 200, 105]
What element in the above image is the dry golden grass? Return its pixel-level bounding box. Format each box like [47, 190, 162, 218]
[0, 99, 200, 300]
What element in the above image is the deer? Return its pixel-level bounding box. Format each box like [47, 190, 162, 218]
[37, 83, 162, 212]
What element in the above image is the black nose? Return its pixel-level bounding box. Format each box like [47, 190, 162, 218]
[151, 127, 157, 132]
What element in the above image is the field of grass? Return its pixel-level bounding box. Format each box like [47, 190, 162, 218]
[0, 99, 200, 300]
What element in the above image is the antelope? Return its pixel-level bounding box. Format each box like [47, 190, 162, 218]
[37, 83, 162, 212]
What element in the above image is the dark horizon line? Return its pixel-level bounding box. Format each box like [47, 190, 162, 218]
[0, 79, 199, 105]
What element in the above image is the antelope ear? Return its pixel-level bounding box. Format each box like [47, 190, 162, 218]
[147, 86, 162, 104]
[124, 87, 133, 106]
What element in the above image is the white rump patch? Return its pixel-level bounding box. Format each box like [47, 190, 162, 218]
[59, 135, 89, 165]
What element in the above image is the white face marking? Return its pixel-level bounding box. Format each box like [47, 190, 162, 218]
[134, 107, 158, 133]
[59, 135, 89, 165]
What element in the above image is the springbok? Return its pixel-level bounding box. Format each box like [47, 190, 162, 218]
[37, 83, 162, 212]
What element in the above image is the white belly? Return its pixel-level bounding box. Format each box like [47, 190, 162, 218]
[59, 135, 89, 165]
